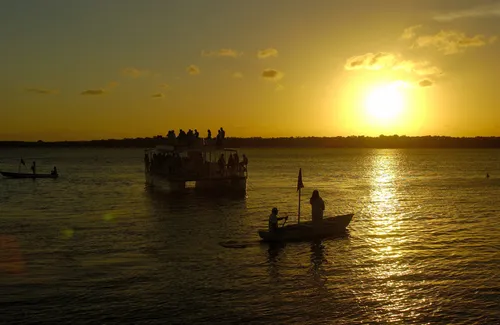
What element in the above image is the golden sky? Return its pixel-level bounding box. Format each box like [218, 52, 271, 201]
[2, 0, 500, 140]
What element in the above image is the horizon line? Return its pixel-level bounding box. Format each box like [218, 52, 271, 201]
[2, 134, 500, 143]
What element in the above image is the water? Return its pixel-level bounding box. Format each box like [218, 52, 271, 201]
[1, 148, 499, 324]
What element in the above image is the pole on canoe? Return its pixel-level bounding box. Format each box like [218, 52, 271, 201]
[297, 168, 304, 224]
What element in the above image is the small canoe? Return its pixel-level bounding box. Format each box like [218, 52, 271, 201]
[0, 171, 58, 179]
[258, 213, 354, 242]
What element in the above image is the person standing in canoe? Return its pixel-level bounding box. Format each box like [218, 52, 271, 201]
[310, 190, 325, 227]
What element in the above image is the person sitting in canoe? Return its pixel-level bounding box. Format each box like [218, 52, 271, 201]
[51, 166, 58, 176]
[269, 207, 288, 233]
[310, 190, 325, 227]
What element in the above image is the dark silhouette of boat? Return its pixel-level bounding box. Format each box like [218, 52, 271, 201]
[0, 171, 58, 179]
[258, 213, 354, 242]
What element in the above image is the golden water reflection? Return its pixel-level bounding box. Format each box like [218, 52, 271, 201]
[361, 151, 429, 321]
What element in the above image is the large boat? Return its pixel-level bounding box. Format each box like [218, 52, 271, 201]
[1, 171, 58, 179]
[258, 213, 354, 242]
[144, 140, 247, 194]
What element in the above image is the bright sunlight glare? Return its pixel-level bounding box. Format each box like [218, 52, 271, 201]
[364, 82, 407, 123]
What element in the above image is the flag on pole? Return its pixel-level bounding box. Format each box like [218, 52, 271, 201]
[297, 168, 304, 191]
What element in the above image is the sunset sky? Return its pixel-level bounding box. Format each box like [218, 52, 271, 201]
[2, 0, 500, 141]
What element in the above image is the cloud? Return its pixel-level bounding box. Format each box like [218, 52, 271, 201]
[232, 72, 243, 79]
[412, 30, 494, 54]
[418, 79, 433, 87]
[433, 3, 500, 21]
[344, 52, 442, 76]
[122, 67, 149, 78]
[201, 48, 242, 57]
[151, 93, 164, 98]
[275, 84, 285, 91]
[80, 81, 118, 95]
[261, 69, 284, 81]
[257, 48, 278, 59]
[25, 88, 59, 95]
[401, 25, 422, 40]
[81, 89, 105, 95]
[187, 65, 200, 75]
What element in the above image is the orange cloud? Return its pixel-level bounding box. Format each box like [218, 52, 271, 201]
[261, 69, 284, 81]
[412, 30, 495, 54]
[201, 48, 242, 57]
[187, 65, 200, 75]
[25, 88, 59, 95]
[81, 89, 105, 95]
[122, 67, 150, 78]
[257, 48, 278, 59]
[344, 52, 442, 77]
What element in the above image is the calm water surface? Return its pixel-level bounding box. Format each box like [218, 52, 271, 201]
[1, 148, 499, 324]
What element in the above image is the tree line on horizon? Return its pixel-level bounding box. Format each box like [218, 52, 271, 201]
[1, 135, 500, 148]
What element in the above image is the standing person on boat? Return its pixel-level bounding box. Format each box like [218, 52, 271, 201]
[310, 190, 325, 227]
[31, 161, 36, 175]
[240, 154, 248, 172]
[218, 154, 226, 175]
[269, 207, 288, 233]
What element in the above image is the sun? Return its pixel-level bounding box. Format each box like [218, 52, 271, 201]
[364, 83, 406, 122]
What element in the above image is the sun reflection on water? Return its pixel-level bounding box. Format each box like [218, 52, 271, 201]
[359, 151, 431, 322]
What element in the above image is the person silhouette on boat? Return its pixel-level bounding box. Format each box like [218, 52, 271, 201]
[486, 173, 490, 179]
[269, 207, 288, 233]
[310, 190, 325, 227]
[51, 166, 58, 176]
[30, 161, 36, 175]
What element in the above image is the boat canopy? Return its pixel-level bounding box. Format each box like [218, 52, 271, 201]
[145, 144, 239, 154]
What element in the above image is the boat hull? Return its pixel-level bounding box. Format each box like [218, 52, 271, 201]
[258, 213, 354, 242]
[0, 171, 58, 179]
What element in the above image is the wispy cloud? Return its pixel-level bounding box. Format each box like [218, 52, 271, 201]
[275, 84, 285, 92]
[80, 82, 117, 96]
[257, 48, 278, 59]
[187, 65, 200, 75]
[151, 93, 164, 98]
[201, 48, 242, 58]
[411, 30, 495, 54]
[122, 67, 150, 78]
[344, 52, 442, 77]
[434, 2, 500, 21]
[232, 72, 243, 79]
[81, 89, 105, 96]
[401, 25, 422, 40]
[25, 87, 59, 95]
[418, 79, 433, 87]
[261, 69, 284, 81]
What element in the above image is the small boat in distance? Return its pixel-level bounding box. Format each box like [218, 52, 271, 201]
[1, 159, 59, 179]
[258, 168, 354, 242]
[0, 171, 58, 179]
[258, 213, 354, 242]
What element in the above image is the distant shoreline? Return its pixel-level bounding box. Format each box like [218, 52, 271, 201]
[1, 135, 500, 148]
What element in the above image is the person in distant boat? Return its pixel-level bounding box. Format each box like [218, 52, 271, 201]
[268, 207, 288, 233]
[31, 161, 36, 175]
[240, 154, 248, 171]
[486, 173, 490, 178]
[310, 190, 325, 227]
[51, 166, 58, 176]
[218, 154, 226, 175]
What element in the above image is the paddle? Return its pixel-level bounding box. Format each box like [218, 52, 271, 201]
[281, 216, 289, 227]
